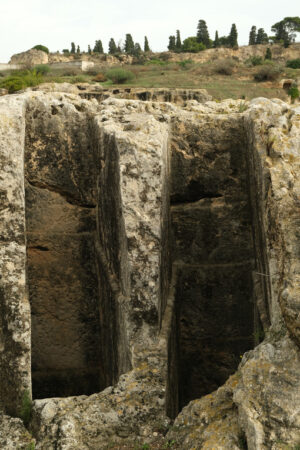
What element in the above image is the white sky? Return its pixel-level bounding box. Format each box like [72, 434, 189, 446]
[0, 0, 299, 62]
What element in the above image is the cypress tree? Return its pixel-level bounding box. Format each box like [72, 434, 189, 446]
[249, 26, 257, 45]
[144, 36, 150, 52]
[88, 45, 92, 55]
[197, 20, 210, 47]
[213, 31, 220, 48]
[108, 38, 118, 54]
[175, 30, 182, 51]
[93, 40, 104, 53]
[168, 35, 176, 51]
[71, 42, 76, 53]
[125, 34, 135, 54]
[256, 28, 268, 44]
[228, 24, 238, 47]
[76, 45, 80, 54]
[133, 43, 142, 57]
[265, 47, 272, 60]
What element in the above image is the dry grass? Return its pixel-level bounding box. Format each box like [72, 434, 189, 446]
[1, 59, 296, 101]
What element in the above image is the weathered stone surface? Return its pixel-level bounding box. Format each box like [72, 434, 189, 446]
[29, 83, 212, 105]
[0, 413, 35, 449]
[234, 334, 300, 449]
[0, 93, 299, 449]
[167, 375, 242, 449]
[10, 48, 49, 66]
[0, 95, 30, 415]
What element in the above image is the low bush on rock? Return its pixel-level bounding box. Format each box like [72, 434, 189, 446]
[286, 58, 300, 69]
[34, 64, 51, 75]
[213, 59, 236, 75]
[288, 86, 300, 102]
[105, 68, 135, 84]
[92, 72, 107, 82]
[32, 44, 49, 54]
[246, 56, 263, 66]
[254, 64, 283, 82]
[0, 69, 43, 93]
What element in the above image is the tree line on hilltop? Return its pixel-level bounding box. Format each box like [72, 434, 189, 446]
[169, 17, 300, 53]
[35, 16, 300, 57]
[62, 35, 150, 57]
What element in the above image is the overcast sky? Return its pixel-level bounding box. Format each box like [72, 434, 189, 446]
[0, 0, 299, 62]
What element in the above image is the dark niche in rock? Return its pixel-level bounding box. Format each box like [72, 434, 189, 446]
[167, 116, 258, 417]
[24, 100, 130, 399]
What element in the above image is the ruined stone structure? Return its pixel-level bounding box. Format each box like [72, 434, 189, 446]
[0, 90, 299, 449]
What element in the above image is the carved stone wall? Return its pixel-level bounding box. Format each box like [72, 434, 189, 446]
[0, 92, 299, 449]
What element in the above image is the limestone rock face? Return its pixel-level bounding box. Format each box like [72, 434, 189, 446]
[28, 82, 212, 105]
[10, 49, 49, 66]
[164, 42, 300, 64]
[0, 92, 299, 449]
[0, 413, 35, 449]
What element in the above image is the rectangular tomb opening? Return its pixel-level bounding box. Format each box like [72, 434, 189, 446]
[167, 115, 257, 416]
[24, 100, 105, 399]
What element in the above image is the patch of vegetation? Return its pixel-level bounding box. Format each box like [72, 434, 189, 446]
[213, 59, 236, 75]
[164, 439, 176, 448]
[92, 72, 107, 82]
[25, 443, 35, 450]
[288, 86, 300, 102]
[0, 69, 43, 93]
[34, 64, 51, 75]
[69, 74, 87, 83]
[32, 44, 49, 54]
[145, 58, 166, 66]
[182, 37, 206, 53]
[178, 59, 194, 69]
[141, 444, 150, 450]
[246, 56, 263, 67]
[254, 64, 283, 82]
[238, 101, 248, 112]
[265, 48, 272, 61]
[105, 68, 135, 84]
[286, 58, 300, 69]
[19, 390, 32, 427]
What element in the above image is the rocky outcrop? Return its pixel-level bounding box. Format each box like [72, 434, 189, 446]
[163, 42, 300, 64]
[0, 413, 35, 449]
[28, 83, 212, 105]
[10, 49, 48, 66]
[0, 92, 299, 449]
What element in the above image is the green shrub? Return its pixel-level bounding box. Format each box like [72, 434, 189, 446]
[213, 59, 236, 75]
[0, 76, 26, 92]
[61, 68, 81, 76]
[25, 443, 35, 450]
[265, 48, 272, 60]
[32, 45, 49, 54]
[145, 58, 165, 66]
[286, 58, 300, 69]
[178, 59, 194, 69]
[105, 68, 134, 84]
[246, 56, 263, 66]
[0, 68, 43, 93]
[182, 37, 206, 53]
[34, 64, 50, 75]
[254, 64, 283, 81]
[19, 390, 32, 427]
[70, 75, 87, 83]
[288, 86, 300, 102]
